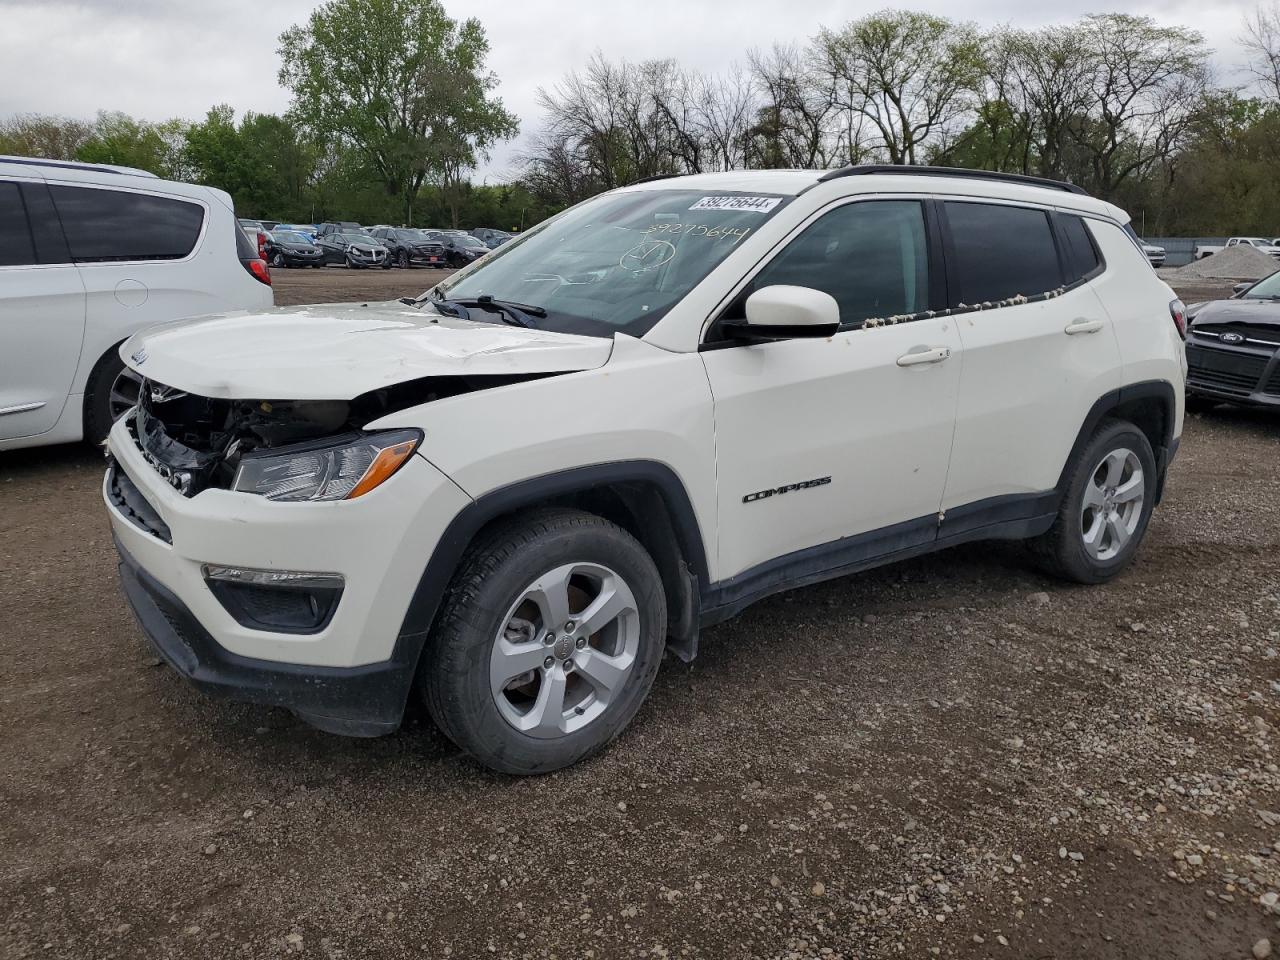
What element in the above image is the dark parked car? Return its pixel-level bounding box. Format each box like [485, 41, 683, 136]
[264, 229, 324, 268]
[317, 232, 391, 269]
[421, 230, 490, 267]
[316, 220, 365, 239]
[471, 227, 513, 249]
[1185, 268, 1280, 412]
[368, 227, 448, 268]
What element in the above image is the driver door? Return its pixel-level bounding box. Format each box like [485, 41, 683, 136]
[701, 198, 962, 582]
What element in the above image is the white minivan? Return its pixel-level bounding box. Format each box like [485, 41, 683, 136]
[0, 156, 274, 451]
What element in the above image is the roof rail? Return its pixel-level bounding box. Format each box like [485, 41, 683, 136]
[0, 155, 160, 179]
[817, 164, 1088, 196]
[629, 172, 681, 185]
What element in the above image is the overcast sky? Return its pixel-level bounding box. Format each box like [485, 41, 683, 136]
[0, 0, 1265, 180]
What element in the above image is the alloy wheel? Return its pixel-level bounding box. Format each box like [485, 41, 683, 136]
[108, 366, 144, 422]
[1080, 447, 1144, 562]
[489, 562, 640, 739]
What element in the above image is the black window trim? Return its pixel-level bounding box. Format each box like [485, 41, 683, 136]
[1051, 211, 1107, 286]
[42, 179, 210, 267]
[700, 194, 945, 350]
[0, 177, 39, 268]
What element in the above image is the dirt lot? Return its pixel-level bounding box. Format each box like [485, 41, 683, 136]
[3, 271, 1280, 960]
[270, 263, 455, 306]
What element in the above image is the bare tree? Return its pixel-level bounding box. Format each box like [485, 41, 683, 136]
[746, 43, 845, 168]
[1073, 14, 1210, 197]
[1242, 3, 1280, 101]
[815, 11, 985, 165]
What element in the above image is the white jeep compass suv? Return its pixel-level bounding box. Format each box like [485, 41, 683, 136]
[103, 166, 1186, 774]
[0, 156, 273, 450]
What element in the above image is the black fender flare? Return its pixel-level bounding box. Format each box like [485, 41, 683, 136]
[393, 459, 709, 665]
[1056, 379, 1178, 501]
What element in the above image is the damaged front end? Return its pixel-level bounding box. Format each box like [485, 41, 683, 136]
[126, 372, 537, 499]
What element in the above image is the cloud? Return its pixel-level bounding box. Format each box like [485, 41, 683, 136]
[0, 0, 1264, 181]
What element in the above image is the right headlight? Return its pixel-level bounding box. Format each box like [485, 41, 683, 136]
[233, 429, 422, 502]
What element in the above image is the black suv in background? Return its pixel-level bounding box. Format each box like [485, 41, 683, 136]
[316, 221, 365, 239]
[368, 227, 448, 268]
[421, 230, 490, 266]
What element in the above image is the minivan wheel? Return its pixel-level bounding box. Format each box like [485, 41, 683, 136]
[398, 251, 410, 268]
[420, 509, 666, 775]
[83, 347, 141, 445]
[1030, 419, 1157, 584]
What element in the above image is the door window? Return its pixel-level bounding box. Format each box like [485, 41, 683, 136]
[1057, 214, 1102, 284]
[738, 200, 930, 330]
[0, 181, 36, 267]
[48, 185, 204, 263]
[944, 202, 1062, 305]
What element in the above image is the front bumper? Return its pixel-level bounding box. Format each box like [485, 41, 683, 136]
[1185, 337, 1280, 407]
[280, 250, 322, 265]
[103, 414, 472, 733]
[114, 534, 411, 735]
[347, 249, 387, 266]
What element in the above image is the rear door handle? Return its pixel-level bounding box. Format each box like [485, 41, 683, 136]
[897, 345, 952, 367]
[1064, 317, 1105, 335]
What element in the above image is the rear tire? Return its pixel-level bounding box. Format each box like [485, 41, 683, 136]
[420, 509, 666, 775]
[1030, 419, 1157, 584]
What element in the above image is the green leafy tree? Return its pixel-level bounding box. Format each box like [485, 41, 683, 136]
[77, 111, 189, 179]
[0, 113, 93, 160]
[278, 0, 517, 224]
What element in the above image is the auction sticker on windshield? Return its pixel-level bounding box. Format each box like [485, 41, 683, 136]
[689, 195, 783, 214]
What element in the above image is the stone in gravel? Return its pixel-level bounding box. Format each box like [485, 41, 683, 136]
[202, 844, 218, 856]
[811, 881, 826, 896]
[1069, 851, 1084, 862]
[242, 809, 254, 820]
[1262, 892, 1279, 910]
[1028, 592, 1050, 605]
[1187, 854, 1203, 866]
[617, 801, 627, 812]
[1254, 938, 1272, 959]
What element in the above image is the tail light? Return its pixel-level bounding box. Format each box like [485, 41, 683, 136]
[1169, 299, 1187, 339]
[243, 257, 272, 286]
[256, 231, 267, 259]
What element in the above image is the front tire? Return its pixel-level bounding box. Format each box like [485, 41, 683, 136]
[1030, 419, 1157, 584]
[420, 509, 666, 775]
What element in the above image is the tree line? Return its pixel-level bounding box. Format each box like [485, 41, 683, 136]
[0, 0, 551, 231]
[524, 6, 1280, 237]
[4, 2, 1280, 236]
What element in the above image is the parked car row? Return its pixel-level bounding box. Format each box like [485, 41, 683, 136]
[1194, 237, 1280, 260]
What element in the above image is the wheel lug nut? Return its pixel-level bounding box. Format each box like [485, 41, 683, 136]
[576, 637, 587, 649]
[564, 620, 575, 631]
[563, 660, 574, 672]
[543, 656, 554, 669]
[544, 634, 555, 646]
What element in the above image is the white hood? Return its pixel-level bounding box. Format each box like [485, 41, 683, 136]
[120, 301, 615, 400]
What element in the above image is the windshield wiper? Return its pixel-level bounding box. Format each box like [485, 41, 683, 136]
[439, 295, 546, 328]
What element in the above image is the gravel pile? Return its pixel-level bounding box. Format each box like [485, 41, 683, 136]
[1170, 246, 1280, 281]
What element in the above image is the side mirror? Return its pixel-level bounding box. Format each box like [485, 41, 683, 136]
[1232, 281, 1253, 297]
[723, 285, 841, 341]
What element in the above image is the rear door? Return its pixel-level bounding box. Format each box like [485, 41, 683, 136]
[0, 178, 86, 440]
[939, 199, 1122, 517]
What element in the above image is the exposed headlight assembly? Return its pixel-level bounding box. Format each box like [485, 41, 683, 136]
[233, 429, 422, 502]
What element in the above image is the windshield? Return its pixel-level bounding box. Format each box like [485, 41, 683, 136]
[431, 189, 789, 338]
[335, 233, 373, 245]
[1242, 271, 1280, 299]
[275, 231, 310, 244]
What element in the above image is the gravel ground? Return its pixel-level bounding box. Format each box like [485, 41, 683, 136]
[3, 272, 1280, 960]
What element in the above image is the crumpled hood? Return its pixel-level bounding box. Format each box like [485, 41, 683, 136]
[120, 301, 615, 399]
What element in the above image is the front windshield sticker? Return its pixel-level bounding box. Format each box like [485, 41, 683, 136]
[642, 222, 751, 243]
[619, 239, 676, 273]
[689, 195, 782, 214]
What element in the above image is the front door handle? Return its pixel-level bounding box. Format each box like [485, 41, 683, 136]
[897, 345, 952, 367]
[1064, 317, 1105, 335]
